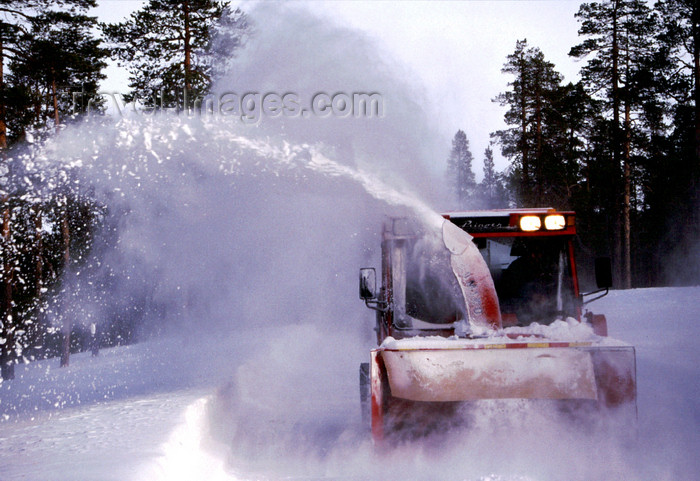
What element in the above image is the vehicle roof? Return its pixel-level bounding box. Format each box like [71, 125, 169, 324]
[442, 208, 577, 238]
[442, 208, 575, 218]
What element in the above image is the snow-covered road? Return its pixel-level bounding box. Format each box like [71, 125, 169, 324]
[1, 287, 699, 481]
[1, 389, 205, 481]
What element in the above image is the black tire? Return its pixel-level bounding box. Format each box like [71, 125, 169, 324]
[359, 362, 370, 427]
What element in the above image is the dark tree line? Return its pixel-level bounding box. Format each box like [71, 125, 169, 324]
[0, 0, 108, 380]
[450, 0, 698, 288]
[0, 0, 247, 145]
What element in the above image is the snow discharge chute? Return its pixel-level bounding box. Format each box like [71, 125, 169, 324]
[442, 219, 502, 330]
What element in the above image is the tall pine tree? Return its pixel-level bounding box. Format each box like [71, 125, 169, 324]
[1, 1, 105, 147]
[101, 0, 248, 109]
[570, 0, 659, 288]
[492, 39, 568, 207]
[648, 0, 700, 283]
[446, 130, 476, 209]
[0, 0, 38, 151]
[1, 0, 106, 377]
[10, 8, 107, 133]
[656, 0, 699, 163]
[478, 146, 509, 209]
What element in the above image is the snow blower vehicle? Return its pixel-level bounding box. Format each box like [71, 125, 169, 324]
[358, 209, 636, 443]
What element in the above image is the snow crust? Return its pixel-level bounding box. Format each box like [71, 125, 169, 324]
[502, 318, 630, 346]
[380, 317, 629, 351]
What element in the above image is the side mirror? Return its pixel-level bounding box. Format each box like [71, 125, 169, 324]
[359, 268, 377, 300]
[595, 257, 613, 289]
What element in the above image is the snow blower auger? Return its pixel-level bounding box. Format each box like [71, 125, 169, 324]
[358, 209, 636, 444]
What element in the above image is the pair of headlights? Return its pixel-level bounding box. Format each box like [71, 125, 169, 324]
[519, 214, 567, 232]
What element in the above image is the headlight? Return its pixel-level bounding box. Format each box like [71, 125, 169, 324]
[544, 214, 566, 230]
[519, 215, 541, 232]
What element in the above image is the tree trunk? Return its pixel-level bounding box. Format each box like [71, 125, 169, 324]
[611, 0, 626, 287]
[1, 200, 14, 380]
[611, 0, 620, 160]
[60, 213, 71, 368]
[620, 12, 633, 290]
[692, 2, 700, 247]
[0, 39, 7, 152]
[34, 207, 43, 300]
[52, 76, 60, 133]
[183, 0, 192, 111]
[519, 52, 530, 205]
[623, 98, 632, 289]
[534, 67, 543, 204]
[693, 2, 700, 169]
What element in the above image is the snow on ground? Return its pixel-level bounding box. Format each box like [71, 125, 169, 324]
[0, 287, 699, 481]
[0, 341, 209, 481]
[595, 287, 700, 480]
[0, 335, 258, 481]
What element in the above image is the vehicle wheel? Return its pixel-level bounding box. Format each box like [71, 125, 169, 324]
[359, 362, 370, 427]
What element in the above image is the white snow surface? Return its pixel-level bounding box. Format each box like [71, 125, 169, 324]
[0, 286, 698, 481]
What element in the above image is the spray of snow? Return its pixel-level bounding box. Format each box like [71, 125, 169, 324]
[136, 397, 233, 481]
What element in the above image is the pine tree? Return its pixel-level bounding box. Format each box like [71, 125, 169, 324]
[1, 1, 106, 377]
[101, 0, 248, 109]
[0, 0, 35, 151]
[10, 9, 107, 132]
[655, 0, 699, 163]
[0, 0, 36, 151]
[446, 130, 476, 208]
[478, 146, 508, 209]
[492, 40, 531, 204]
[0, 1, 105, 147]
[542, 81, 598, 208]
[645, 0, 700, 284]
[492, 39, 566, 207]
[570, 0, 660, 288]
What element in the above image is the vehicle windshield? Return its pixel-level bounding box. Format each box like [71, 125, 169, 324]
[474, 236, 576, 325]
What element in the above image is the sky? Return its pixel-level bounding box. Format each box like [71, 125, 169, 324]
[94, 0, 586, 176]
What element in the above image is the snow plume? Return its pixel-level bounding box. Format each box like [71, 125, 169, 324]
[210, 1, 446, 204]
[40, 0, 450, 339]
[39, 115, 436, 340]
[662, 231, 700, 286]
